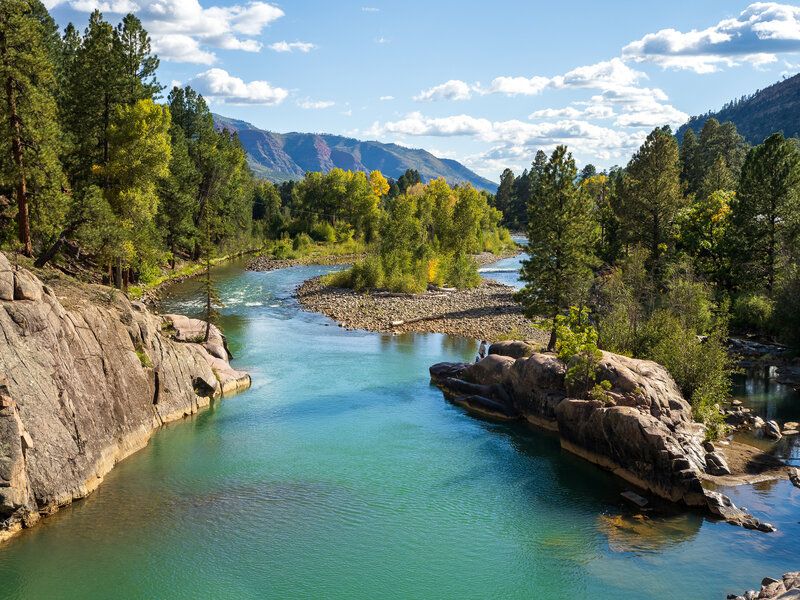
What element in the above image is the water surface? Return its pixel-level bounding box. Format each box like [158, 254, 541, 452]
[0, 262, 798, 599]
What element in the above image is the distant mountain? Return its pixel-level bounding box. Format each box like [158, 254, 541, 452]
[213, 114, 498, 192]
[676, 73, 800, 144]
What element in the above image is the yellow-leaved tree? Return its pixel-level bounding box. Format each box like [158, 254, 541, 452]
[93, 99, 171, 287]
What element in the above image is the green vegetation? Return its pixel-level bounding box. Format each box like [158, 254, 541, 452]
[134, 344, 151, 368]
[553, 307, 609, 401]
[0, 2, 508, 307]
[515, 146, 595, 349]
[325, 177, 512, 294]
[510, 117, 800, 435]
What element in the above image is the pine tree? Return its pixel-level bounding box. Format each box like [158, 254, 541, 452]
[732, 133, 800, 294]
[494, 168, 515, 225]
[514, 146, 596, 350]
[619, 126, 683, 264]
[0, 0, 66, 256]
[114, 14, 161, 105]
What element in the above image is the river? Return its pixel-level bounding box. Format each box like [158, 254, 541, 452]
[0, 259, 798, 599]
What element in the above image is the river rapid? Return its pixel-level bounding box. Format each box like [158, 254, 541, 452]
[0, 260, 798, 599]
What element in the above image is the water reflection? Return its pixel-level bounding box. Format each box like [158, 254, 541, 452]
[731, 374, 800, 461]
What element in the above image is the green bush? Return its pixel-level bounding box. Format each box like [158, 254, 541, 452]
[311, 222, 337, 243]
[732, 292, 775, 333]
[335, 223, 355, 243]
[292, 232, 313, 252]
[446, 254, 481, 289]
[273, 243, 292, 260]
[555, 307, 606, 399]
[349, 255, 384, 291]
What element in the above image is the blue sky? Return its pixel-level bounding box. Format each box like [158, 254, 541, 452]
[45, 0, 800, 181]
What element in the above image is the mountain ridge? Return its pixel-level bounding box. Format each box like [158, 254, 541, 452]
[676, 72, 800, 144]
[213, 114, 498, 192]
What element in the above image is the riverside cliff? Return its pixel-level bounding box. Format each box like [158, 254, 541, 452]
[0, 252, 250, 542]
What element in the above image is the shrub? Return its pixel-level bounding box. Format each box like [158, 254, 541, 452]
[446, 253, 481, 289]
[335, 223, 355, 243]
[349, 255, 384, 291]
[732, 292, 775, 333]
[292, 232, 313, 252]
[555, 307, 607, 399]
[273, 243, 293, 260]
[311, 221, 337, 243]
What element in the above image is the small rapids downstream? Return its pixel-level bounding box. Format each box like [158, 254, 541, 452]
[0, 259, 797, 599]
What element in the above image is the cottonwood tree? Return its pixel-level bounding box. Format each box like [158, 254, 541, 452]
[515, 146, 596, 350]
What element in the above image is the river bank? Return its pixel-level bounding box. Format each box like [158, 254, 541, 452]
[2, 260, 799, 599]
[296, 275, 546, 342]
[0, 252, 250, 543]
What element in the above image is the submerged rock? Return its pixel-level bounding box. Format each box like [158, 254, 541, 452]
[729, 572, 800, 599]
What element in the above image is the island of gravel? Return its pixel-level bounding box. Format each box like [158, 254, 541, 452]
[249, 250, 540, 341]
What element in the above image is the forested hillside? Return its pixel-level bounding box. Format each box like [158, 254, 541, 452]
[213, 115, 498, 192]
[676, 73, 800, 144]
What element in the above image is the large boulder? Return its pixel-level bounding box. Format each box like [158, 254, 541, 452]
[431, 346, 710, 506]
[488, 340, 535, 359]
[704, 490, 775, 532]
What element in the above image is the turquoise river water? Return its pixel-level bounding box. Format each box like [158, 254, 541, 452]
[0, 260, 798, 599]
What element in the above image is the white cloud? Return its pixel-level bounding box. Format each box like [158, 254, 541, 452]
[269, 41, 316, 53]
[424, 58, 645, 100]
[57, 0, 284, 64]
[379, 95, 395, 101]
[414, 80, 472, 101]
[186, 68, 288, 105]
[529, 105, 615, 119]
[623, 2, 800, 72]
[298, 99, 334, 109]
[365, 111, 649, 177]
[152, 34, 217, 65]
[362, 6, 379, 11]
[481, 75, 550, 96]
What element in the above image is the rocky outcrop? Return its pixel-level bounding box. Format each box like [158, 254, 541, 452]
[704, 490, 775, 532]
[162, 314, 250, 396]
[728, 572, 800, 599]
[0, 254, 250, 542]
[430, 343, 774, 530]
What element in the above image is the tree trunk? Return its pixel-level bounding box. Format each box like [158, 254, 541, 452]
[547, 325, 557, 352]
[4, 74, 31, 256]
[115, 257, 123, 288]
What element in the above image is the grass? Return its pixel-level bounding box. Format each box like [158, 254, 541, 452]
[134, 344, 152, 368]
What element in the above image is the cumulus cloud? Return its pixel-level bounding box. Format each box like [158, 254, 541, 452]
[623, 2, 800, 72]
[414, 80, 472, 101]
[364, 110, 651, 177]
[52, 0, 285, 64]
[186, 68, 288, 105]
[269, 41, 316, 53]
